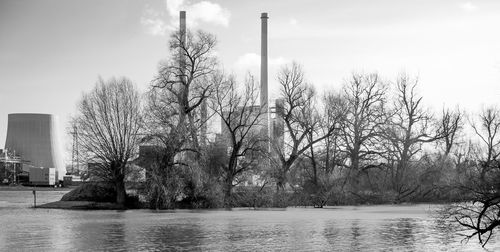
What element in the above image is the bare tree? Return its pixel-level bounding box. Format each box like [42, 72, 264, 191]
[153, 29, 218, 154]
[439, 107, 464, 156]
[301, 91, 347, 207]
[439, 108, 500, 247]
[144, 29, 220, 208]
[339, 73, 388, 191]
[321, 92, 349, 175]
[74, 77, 142, 206]
[302, 92, 347, 185]
[471, 106, 500, 182]
[384, 74, 443, 201]
[273, 62, 339, 189]
[211, 73, 266, 206]
[444, 167, 500, 247]
[141, 86, 188, 209]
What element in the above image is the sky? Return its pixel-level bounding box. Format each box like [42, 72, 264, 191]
[1, 0, 500, 155]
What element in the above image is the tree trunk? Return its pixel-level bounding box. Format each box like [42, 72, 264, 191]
[224, 174, 233, 207]
[480, 163, 488, 183]
[116, 177, 126, 206]
[310, 142, 318, 186]
[350, 152, 360, 192]
[113, 162, 127, 206]
[277, 162, 291, 191]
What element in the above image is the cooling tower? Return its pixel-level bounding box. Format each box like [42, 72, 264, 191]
[4, 113, 65, 180]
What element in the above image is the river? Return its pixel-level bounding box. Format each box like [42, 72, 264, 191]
[0, 190, 498, 251]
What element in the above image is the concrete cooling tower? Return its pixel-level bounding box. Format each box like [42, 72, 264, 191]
[4, 113, 65, 180]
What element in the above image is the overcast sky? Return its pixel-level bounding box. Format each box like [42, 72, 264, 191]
[1, 0, 500, 152]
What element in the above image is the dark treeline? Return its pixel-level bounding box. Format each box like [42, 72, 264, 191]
[72, 28, 500, 245]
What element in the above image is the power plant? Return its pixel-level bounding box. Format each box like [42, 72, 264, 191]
[1, 113, 65, 184]
[218, 12, 284, 154]
[260, 12, 285, 151]
[1, 11, 280, 186]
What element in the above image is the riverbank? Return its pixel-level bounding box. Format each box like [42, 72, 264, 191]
[0, 185, 74, 191]
[37, 201, 125, 210]
[1, 183, 463, 210]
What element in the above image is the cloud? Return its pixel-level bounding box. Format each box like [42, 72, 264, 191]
[141, 0, 231, 36]
[140, 7, 168, 36]
[166, 0, 184, 16]
[235, 53, 289, 72]
[182, 1, 230, 27]
[141, 4, 168, 36]
[289, 18, 298, 26]
[459, 2, 478, 11]
[141, 18, 167, 36]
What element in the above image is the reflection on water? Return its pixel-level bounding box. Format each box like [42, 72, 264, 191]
[1, 191, 499, 251]
[350, 220, 361, 250]
[380, 218, 417, 251]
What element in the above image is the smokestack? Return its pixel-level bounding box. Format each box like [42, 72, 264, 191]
[180, 11, 207, 145]
[260, 13, 268, 111]
[180, 11, 186, 51]
[261, 12, 270, 152]
[178, 11, 187, 114]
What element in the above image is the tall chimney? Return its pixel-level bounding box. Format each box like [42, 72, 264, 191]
[261, 12, 270, 152]
[180, 11, 186, 53]
[180, 11, 207, 145]
[260, 13, 268, 112]
[179, 11, 187, 111]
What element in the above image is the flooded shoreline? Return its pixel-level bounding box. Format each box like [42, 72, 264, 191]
[1, 190, 498, 251]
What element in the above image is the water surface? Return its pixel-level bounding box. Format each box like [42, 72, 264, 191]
[0, 190, 498, 251]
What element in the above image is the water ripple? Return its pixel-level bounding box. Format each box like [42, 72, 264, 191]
[0, 191, 498, 251]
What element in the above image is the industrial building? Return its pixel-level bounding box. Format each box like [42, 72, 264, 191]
[0, 148, 23, 184]
[1, 113, 66, 185]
